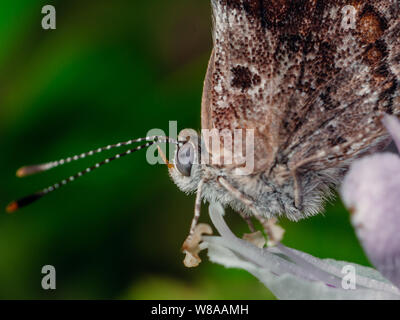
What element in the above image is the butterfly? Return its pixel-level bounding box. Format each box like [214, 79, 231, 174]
[171, 0, 400, 258]
[8, 0, 400, 266]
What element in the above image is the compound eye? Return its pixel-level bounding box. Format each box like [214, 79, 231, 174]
[175, 143, 194, 177]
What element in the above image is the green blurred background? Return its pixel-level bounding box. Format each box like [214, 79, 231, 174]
[0, 0, 370, 299]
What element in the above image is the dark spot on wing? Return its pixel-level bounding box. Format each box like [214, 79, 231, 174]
[231, 65, 260, 90]
[358, 6, 387, 44]
[364, 40, 387, 66]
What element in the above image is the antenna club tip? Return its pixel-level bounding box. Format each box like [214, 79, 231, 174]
[6, 201, 19, 214]
[16, 167, 28, 178]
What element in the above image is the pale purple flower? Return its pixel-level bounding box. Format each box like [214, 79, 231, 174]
[341, 114, 400, 289]
[201, 203, 400, 300]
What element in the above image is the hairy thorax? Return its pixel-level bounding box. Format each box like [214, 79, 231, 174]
[196, 163, 345, 221]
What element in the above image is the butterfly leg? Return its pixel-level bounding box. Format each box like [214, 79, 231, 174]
[218, 177, 257, 213]
[240, 213, 256, 233]
[291, 169, 303, 211]
[254, 216, 285, 246]
[181, 180, 213, 267]
[218, 177, 284, 244]
[274, 166, 304, 211]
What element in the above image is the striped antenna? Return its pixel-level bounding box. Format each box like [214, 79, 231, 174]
[16, 136, 179, 178]
[7, 136, 181, 213]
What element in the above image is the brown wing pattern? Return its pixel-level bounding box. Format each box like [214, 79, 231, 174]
[204, 0, 400, 173]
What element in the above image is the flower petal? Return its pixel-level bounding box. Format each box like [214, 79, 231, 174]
[203, 203, 400, 299]
[341, 151, 400, 289]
